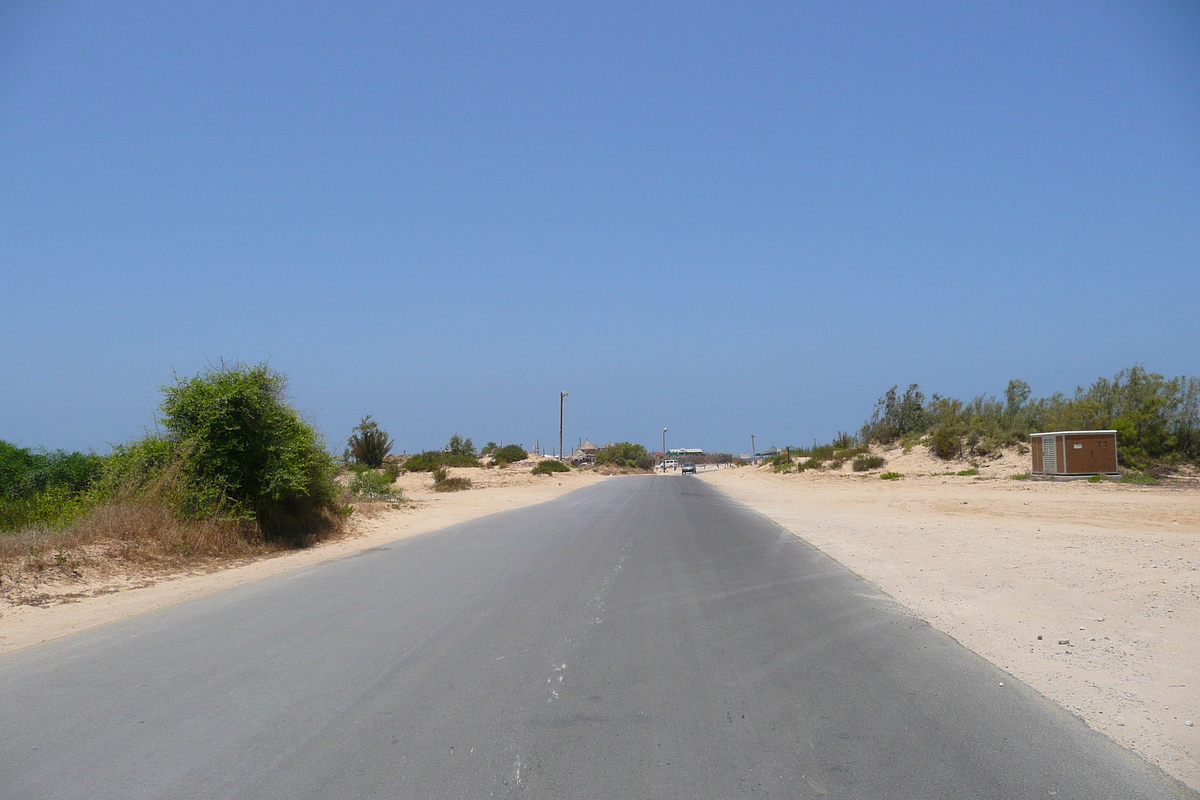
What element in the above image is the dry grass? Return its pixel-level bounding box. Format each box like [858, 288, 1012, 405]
[432, 476, 472, 492]
[0, 486, 346, 607]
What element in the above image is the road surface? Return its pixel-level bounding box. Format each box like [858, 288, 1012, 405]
[1, 476, 1192, 799]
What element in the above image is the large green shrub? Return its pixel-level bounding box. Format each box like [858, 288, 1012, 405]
[492, 444, 528, 464]
[930, 427, 961, 460]
[400, 453, 437, 472]
[347, 416, 394, 468]
[595, 442, 653, 469]
[531, 459, 569, 475]
[159, 363, 340, 540]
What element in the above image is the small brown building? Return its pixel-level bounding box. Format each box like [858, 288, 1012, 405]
[1030, 430, 1118, 476]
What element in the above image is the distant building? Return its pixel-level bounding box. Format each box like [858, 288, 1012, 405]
[568, 439, 599, 464]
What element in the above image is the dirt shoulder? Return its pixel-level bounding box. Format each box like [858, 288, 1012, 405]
[701, 452, 1199, 791]
[0, 462, 605, 655]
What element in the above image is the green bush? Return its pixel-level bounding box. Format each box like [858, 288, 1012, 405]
[1087, 473, 1106, 483]
[880, 471, 904, 480]
[956, 468, 978, 476]
[401, 453, 437, 472]
[532, 459, 570, 475]
[346, 416, 394, 468]
[402, 450, 480, 471]
[350, 470, 403, 502]
[88, 436, 178, 500]
[1120, 471, 1158, 485]
[595, 442, 653, 469]
[0, 484, 87, 532]
[852, 454, 886, 472]
[492, 444, 528, 464]
[797, 443, 837, 461]
[159, 363, 341, 541]
[0, 440, 104, 501]
[930, 428, 961, 460]
[0, 440, 106, 532]
[1010, 472, 1030, 480]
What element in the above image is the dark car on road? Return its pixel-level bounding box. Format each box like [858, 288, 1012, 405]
[681, 462, 697, 474]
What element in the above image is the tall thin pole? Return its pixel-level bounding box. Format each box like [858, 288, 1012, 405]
[751, 434, 756, 463]
[559, 392, 569, 462]
[662, 427, 667, 472]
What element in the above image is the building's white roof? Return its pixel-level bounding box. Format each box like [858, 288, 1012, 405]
[1034, 430, 1117, 436]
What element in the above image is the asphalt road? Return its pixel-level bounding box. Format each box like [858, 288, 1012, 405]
[1, 476, 1193, 799]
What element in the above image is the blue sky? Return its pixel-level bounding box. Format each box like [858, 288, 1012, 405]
[2, 1, 1197, 457]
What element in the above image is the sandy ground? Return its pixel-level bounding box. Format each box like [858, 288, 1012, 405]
[0, 460, 605, 655]
[701, 446, 1199, 791]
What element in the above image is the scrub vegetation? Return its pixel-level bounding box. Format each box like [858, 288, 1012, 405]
[594, 442, 654, 470]
[2, 363, 346, 577]
[401, 435, 481, 471]
[857, 366, 1198, 470]
[764, 365, 1195, 477]
[532, 459, 570, 475]
[490, 444, 528, 465]
[348, 469, 403, 502]
[431, 467, 471, 492]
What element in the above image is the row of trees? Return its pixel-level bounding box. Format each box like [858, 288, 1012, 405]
[858, 366, 1199, 467]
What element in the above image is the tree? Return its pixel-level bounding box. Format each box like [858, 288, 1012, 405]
[159, 363, 340, 540]
[1004, 379, 1032, 414]
[347, 416, 394, 468]
[595, 442, 652, 469]
[446, 434, 476, 458]
[862, 384, 926, 443]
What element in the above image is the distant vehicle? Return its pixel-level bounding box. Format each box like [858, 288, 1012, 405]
[682, 462, 697, 474]
[663, 459, 679, 470]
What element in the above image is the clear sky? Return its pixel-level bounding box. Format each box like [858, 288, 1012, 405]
[2, 1, 1197, 457]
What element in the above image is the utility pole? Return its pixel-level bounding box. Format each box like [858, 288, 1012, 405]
[662, 428, 668, 472]
[559, 392, 569, 463]
[751, 434, 756, 463]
